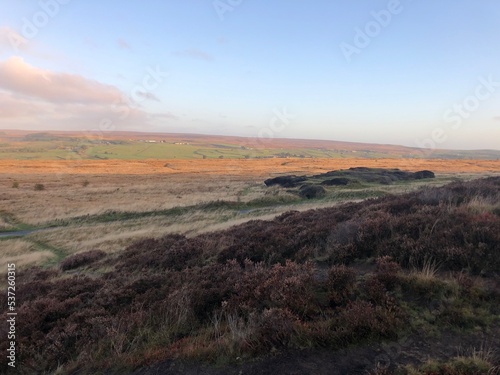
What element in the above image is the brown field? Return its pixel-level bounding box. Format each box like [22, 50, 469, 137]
[1, 158, 499, 224]
[0, 157, 499, 373]
[1, 157, 499, 279]
[1, 157, 500, 175]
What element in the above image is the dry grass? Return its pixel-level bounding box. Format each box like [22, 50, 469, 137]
[25, 203, 258, 255]
[0, 218, 15, 231]
[0, 173, 262, 225]
[1, 238, 39, 257]
[0, 251, 54, 270]
[418, 257, 441, 280]
[0, 239, 54, 286]
[0, 158, 498, 269]
[1, 158, 498, 226]
[406, 344, 498, 375]
[1, 158, 500, 175]
[465, 344, 497, 365]
[466, 194, 500, 214]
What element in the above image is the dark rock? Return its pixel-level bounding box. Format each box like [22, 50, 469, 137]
[267, 168, 435, 189]
[413, 170, 435, 179]
[299, 185, 326, 199]
[377, 176, 394, 185]
[264, 175, 307, 188]
[321, 178, 350, 186]
[348, 167, 371, 171]
[391, 170, 408, 178]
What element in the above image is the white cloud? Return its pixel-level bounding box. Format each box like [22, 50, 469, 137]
[0, 57, 171, 132]
[0, 56, 123, 104]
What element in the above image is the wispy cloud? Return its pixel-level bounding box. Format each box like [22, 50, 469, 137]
[174, 48, 214, 61]
[135, 91, 160, 102]
[152, 112, 178, 120]
[492, 116, 500, 121]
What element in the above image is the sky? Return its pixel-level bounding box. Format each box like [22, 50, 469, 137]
[0, 0, 499, 150]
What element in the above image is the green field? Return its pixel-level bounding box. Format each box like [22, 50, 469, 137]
[0, 139, 389, 160]
[1, 133, 499, 160]
[0, 132, 500, 160]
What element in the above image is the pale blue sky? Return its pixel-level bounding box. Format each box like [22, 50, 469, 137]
[0, 0, 499, 149]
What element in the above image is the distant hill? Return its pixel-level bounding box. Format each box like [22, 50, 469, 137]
[0, 130, 498, 160]
[22, 133, 69, 142]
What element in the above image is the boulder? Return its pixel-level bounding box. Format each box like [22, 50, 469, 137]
[413, 170, 435, 179]
[264, 175, 307, 188]
[299, 185, 326, 199]
[321, 178, 349, 186]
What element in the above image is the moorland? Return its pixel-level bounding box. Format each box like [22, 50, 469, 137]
[0, 131, 499, 374]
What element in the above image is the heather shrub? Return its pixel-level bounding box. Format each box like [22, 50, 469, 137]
[48, 276, 105, 301]
[158, 238, 204, 271]
[356, 211, 394, 257]
[363, 277, 388, 305]
[19, 266, 60, 282]
[253, 308, 300, 349]
[334, 300, 402, 344]
[60, 249, 106, 271]
[264, 261, 317, 317]
[327, 220, 360, 245]
[117, 234, 206, 272]
[418, 186, 455, 205]
[216, 221, 306, 265]
[227, 260, 317, 319]
[454, 271, 475, 292]
[326, 265, 356, 305]
[385, 194, 421, 215]
[374, 256, 402, 290]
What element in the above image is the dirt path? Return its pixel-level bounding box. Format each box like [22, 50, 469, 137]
[0, 229, 38, 238]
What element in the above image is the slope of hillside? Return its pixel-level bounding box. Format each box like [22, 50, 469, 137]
[1, 177, 499, 374]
